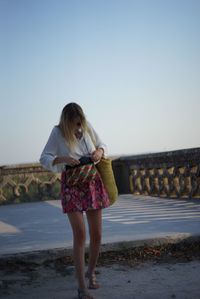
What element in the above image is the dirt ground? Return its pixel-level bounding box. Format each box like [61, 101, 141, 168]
[1, 241, 200, 299]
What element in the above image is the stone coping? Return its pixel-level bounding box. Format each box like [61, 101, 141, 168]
[0, 234, 199, 265]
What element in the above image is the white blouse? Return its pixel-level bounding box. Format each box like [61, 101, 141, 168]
[39, 121, 107, 173]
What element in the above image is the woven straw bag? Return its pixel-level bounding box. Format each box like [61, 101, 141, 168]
[87, 127, 118, 205]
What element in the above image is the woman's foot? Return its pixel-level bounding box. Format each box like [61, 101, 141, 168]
[85, 271, 100, 289]
[77, 288, 95, 299]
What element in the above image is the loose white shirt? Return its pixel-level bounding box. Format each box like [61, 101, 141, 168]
[39, 122, 107, 173]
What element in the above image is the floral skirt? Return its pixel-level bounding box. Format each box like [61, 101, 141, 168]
[61, 170, 110, 213]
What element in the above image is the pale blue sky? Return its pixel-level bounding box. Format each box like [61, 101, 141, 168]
[0, 0, 200, 165]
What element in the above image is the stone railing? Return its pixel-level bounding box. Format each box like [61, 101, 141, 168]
[0, 163, 61, 205]
[0, 147, 199, 205]
[112, 147, 200, 199]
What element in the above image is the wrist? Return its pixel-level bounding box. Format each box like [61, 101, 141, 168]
[98, 148, 104, 156]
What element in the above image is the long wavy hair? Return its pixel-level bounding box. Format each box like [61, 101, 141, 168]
[58, 102, 88, 151]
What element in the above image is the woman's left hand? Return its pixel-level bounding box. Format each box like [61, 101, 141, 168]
[91, 148, 104, 162]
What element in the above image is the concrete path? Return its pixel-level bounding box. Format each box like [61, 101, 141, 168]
[1, 195, 200, 299]
[0, 195, 200, 256]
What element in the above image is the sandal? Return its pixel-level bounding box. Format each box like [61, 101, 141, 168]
[85, 271, 100, 289]
[77, 288, 95, 299]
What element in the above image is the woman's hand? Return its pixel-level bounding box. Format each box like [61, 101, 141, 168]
[64, 157, 80, 166]
[53, 156, 80, 166]
[91, 148, 104, 162]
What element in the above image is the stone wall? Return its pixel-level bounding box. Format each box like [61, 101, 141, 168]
[113, 147, 200, 199]
[0, 164, 61, 205]
[0, 147, 199, 205]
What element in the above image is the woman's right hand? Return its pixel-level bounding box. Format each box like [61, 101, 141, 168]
[53, 156, 80, 166]
[62, 156, 80, 166]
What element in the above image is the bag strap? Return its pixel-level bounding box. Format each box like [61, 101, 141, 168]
[83, 136, 91, 154]
[86, 126, 97, 149]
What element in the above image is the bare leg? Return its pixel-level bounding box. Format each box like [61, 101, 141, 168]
[67, 211, 87, 290]
[86, 209, 102, 284]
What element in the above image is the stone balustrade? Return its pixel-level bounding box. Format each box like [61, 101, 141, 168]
[0, 163, 61, 205]
[113, 147, 200, 199]
[0, 147, 199, 205]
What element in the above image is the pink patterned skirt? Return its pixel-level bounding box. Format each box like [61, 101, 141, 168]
[61, 170, 110, 213]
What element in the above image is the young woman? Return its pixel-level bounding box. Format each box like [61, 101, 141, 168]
[40, 102, 110, 299]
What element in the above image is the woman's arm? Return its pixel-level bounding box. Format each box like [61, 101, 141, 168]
[40, 127, 80, 171]
[87, 121, 108, 157]
[39, 127, 61, 172]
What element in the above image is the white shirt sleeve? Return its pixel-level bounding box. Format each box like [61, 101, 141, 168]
[39, 127, 62, 173]
[87, 121, 108, 157]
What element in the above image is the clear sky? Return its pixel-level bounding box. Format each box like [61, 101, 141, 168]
[0, 0, 200, 166]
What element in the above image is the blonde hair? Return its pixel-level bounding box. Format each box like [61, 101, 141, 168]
[58, 102, 87, 150]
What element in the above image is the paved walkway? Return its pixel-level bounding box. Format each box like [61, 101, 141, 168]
[0, 195, 200, 256]
[1, 195, 200, 299]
